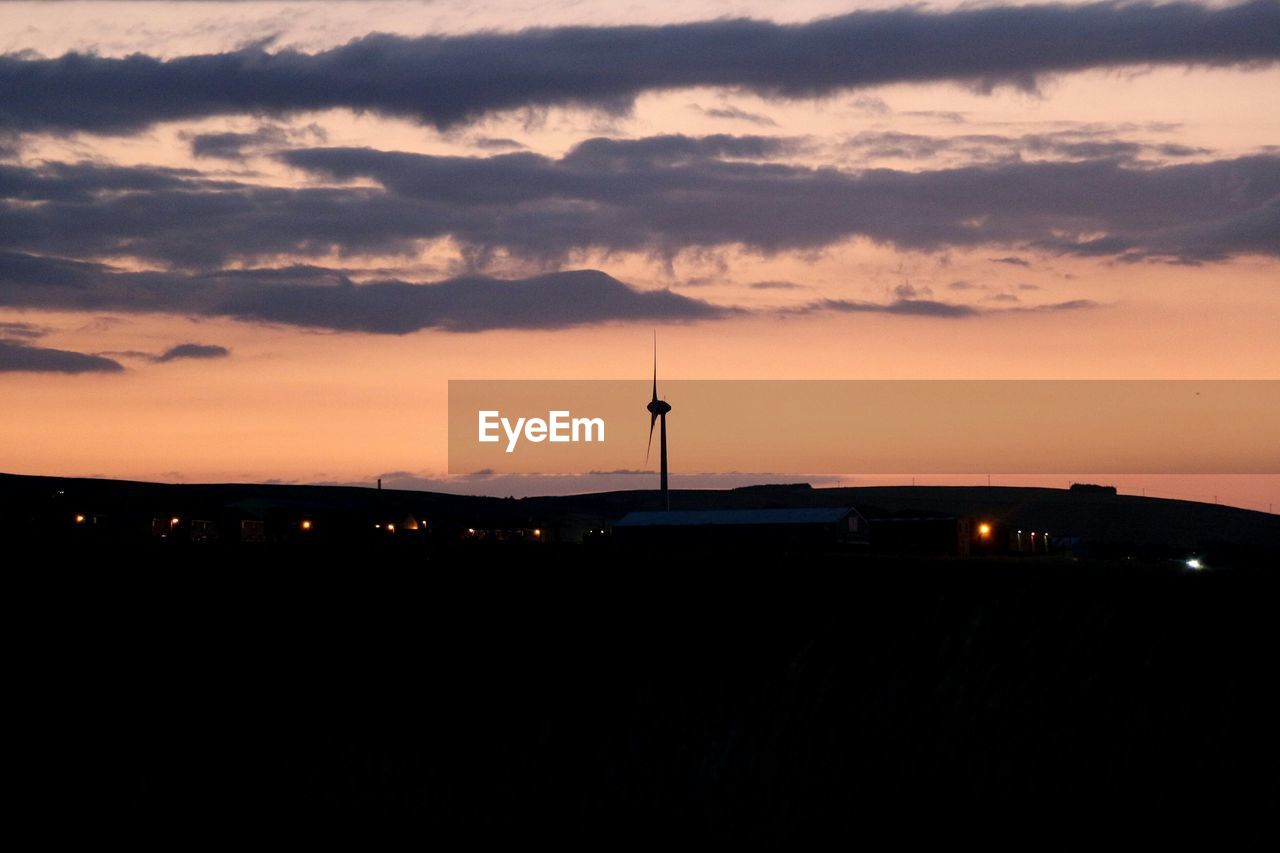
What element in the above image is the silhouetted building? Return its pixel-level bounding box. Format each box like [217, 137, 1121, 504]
[240, 519, 267, 543]
[612, 507, 867, 547]
[458, 524, 547, 544]
[866, 510, 973, 556]
[191, 519, 218, 544]
[1070, 483, 1117, 496]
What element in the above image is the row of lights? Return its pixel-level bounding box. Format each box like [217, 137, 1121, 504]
[977, 523, 1051, 543]
[77, 514, 558, 539]
[77, 514, 317, 531]
[464, 527, 541, 537]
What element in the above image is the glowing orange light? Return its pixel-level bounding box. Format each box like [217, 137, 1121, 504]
[533, 529, 541, 537]
[74, 514, 86, 524]
[387, 523, 395, 532]
[170, 517, 180, 526]
[301, 520, 312, 531]
[978, 523, 991, 538]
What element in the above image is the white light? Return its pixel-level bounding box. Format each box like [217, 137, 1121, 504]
[1185, 558, 1204, 570]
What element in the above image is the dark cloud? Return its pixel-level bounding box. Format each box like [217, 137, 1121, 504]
[473, 137, 526, 150]
[791, 297, 1096, 318]
[1, 140, 1276, 268]
[849, 96, 891, 115]
[814, 298, 981, 318]
[892, 283, 932, 299]
[1034, 299, 1096, 312]
[696, 105, 777, 127]
[183, 122, 326, 160]
[2, 2, 1277, 134]
[0, 320, 46, 339]
[844, 131, 953, 160]
[554, 133, 803, 166]
[0, 248, 1096, 330]
[156, 343, 230, 362]
[187, 126, 288, 160]
[1043, 196, 1280, 263]
[0, 254, 733, 333]
[0, 160, 236, 203]
[0, 338, 123, 373]
[844, 129, 1212, 163]
[900, 110, 967, 123]
[991, 256, 1032, 267]
[749, 281, 804, 290]
[1154, 142, 1210, 157]
[274, 144, 1280, 264]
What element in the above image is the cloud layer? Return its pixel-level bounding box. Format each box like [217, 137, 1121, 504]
[0, 338, 122, 374]
[2, 2, 1277, 133]
[0, 255, 730, 333]
[156, 343, 230, 363]
[3, 138, 1277, 269]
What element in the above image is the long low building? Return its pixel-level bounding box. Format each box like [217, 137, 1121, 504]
[612, 507, 868, 547]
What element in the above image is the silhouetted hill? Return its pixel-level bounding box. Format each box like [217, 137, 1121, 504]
[3, 472, 1277, 555]
[527, 483, 1280, 552]
[8, 471, 1278, 837]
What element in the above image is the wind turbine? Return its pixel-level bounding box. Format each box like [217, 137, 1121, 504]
[646, 333, 672, 510]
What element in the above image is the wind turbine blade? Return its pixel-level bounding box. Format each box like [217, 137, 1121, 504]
[646, 411, 657, 464]
[652, 331, 658, 402]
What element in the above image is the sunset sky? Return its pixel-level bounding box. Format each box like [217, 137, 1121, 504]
[1, 1, 1277, 509]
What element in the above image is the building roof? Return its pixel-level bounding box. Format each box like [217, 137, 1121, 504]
[614, 507, 857, 527]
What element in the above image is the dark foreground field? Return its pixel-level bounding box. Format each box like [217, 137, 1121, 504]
[18, 545, 1280, 840]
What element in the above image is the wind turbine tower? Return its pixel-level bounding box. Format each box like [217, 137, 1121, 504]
[646, 335, 672, 510]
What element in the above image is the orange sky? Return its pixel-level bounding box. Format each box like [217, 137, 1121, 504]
[1, 2, 1277, 510]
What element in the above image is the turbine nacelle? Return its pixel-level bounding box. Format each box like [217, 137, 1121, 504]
[647, 398, 672, 416]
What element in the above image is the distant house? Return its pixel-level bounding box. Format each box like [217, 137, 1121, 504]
[191, 519, 218, 544]
[612, 507, 867, 547]
[1070, 483, 1117, 496]
[239, 519, 267, 543]
[865, 510, 973, 556]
